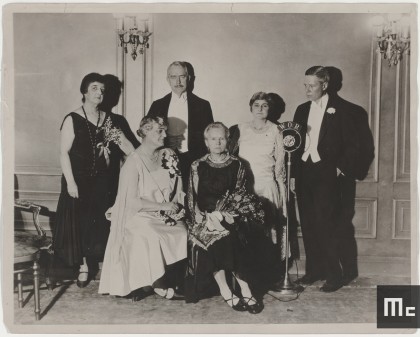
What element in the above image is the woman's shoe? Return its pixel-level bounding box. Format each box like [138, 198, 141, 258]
[243, 297, 264, 314]
[223, 294, 248, 312]
[76, 271, 90, 288]
[130, 288, 148, 302]
[154, 288, 175, 300]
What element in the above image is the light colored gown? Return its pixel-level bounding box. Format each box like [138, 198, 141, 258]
[237, 121, 287, 252]
[99, 149, 187, 296]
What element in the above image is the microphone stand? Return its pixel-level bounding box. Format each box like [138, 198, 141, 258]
[274, 150, 303, 295]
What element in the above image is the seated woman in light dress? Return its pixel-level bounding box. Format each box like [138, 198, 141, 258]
[99, 116, 187, 301]
[228, 92, 288, 270]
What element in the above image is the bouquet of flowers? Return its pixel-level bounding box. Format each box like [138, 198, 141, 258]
[215, 186, 266, 244]
[161, 151, 181, 178]
[102, 117, 122, 150]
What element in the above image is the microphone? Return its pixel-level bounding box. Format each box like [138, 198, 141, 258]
[273, 122, 304, 295]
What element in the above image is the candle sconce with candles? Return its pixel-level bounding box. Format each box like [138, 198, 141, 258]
[372, 14, 410, 67]
[116, 16, 152, 61]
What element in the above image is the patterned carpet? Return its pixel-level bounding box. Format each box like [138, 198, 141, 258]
[10, 271, 410, 332]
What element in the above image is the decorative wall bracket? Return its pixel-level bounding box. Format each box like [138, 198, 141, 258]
[116, 16, 152, 61]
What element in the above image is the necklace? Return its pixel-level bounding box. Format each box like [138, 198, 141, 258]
[139, 147, 159, 163]
[82, 106, 101, 176]
[209, 153, 229, 163]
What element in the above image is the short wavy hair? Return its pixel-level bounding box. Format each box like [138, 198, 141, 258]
[305, 66, 330, 84]
[249, 91, 270, 109]
[80, 72, 105, 103]
[136, 116, 167, 138]
[167, 61, 189, 78]
[203, 122, 230, 141]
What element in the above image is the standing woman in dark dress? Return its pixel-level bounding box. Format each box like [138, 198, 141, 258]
[53, 73, 135, 288]
[186, 122, 264, 314]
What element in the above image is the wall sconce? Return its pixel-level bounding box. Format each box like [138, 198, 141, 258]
[116, 16, 152, 61]
[372, 14, 410, 66]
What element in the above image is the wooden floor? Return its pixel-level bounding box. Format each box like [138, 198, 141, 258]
[9, 271, 411, 334]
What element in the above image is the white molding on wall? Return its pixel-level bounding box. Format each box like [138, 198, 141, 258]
[289, 254, 410, 278]
[392, 199, 411, 240]
[354, 198, 378, 239]
[115, 15, 153, 118]
[16, 189, 60, 198]
[15, 165, 61, 176]
[363, 37, 380, 183]
[393, 54, 410, 183]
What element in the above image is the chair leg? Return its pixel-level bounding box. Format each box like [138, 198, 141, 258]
[17, 273, 23, 308]
[33, 261, 41, 320]
[45, 252, 55, 291]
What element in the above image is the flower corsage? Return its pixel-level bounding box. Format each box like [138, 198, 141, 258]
[161, 151, 181, 178]
[102, 117, 122, 151]
[326, 107, 336, 114]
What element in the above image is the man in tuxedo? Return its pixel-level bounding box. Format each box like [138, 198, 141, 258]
[147, 61, 214, 189]
[326, 67, 375, 286]
[291, 66, 358, 292]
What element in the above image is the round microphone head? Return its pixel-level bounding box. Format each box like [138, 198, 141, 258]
[278, 122, 303, 153]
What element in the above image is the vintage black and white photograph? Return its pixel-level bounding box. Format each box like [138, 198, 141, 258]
[2, 2, 418, 334]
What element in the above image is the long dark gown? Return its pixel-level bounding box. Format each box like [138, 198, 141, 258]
[185, 156, 279, 303]
[53, 112, 113, 267]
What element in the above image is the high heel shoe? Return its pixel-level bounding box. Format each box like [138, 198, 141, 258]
[243, 297, 264, 314]
[223, 294, 248, 312]
[76, 271, 90, 288]
[154, 288, 179, 300]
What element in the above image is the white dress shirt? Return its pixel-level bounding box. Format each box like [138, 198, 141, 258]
[167, 92, 188, 153]
[302, 93, 329, 163]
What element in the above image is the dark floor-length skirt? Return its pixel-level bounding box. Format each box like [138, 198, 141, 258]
[53, 174, 111, 267]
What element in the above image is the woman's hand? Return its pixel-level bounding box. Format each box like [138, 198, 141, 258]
[221, 211, 236, 224]
[67, 181, 79, 198]
[162, 202, 181, 214]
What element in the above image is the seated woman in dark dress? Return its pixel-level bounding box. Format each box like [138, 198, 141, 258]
[186, 122, 264, 314]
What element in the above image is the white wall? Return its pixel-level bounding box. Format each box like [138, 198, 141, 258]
[15, 13, 118, 170]
[150, 13, 372, 126]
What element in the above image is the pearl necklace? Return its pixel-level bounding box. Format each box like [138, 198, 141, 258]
[82, 106, 101, 176]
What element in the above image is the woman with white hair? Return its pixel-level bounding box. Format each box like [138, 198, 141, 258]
[99, 116, 187, 301]
[186, 122, 265, 314]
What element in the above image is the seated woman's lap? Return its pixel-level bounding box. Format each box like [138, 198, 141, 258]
[125, 214, 187, 264]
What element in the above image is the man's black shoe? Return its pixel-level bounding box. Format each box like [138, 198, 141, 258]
[342, 274, 358, 286]
[295, 274, 322, 285]
[320, 282, 343, 293]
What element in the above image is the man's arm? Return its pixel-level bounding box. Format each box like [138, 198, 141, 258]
[337, 106, 359, 179]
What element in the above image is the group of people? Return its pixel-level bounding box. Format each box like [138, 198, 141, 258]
[52, 61, 373, 314]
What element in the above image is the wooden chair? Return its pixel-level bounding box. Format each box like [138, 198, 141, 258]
[14, 199, 53, 320]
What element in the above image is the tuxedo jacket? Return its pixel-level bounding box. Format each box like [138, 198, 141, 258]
[330, 94, 374, 181]
[147, 92, 213, 160]
[292, 94, 359, 180]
